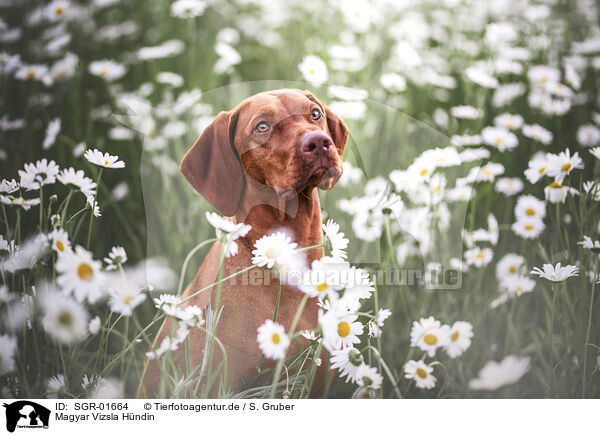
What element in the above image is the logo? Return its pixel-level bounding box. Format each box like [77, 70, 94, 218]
[3, 401, 50, 433]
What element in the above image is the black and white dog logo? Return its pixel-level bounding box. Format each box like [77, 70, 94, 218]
[3, 401, 50, 433]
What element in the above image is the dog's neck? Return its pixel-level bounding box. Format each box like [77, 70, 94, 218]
[234, 185, 324, 264]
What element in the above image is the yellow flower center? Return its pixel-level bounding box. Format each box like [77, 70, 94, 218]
[100, 68, 108, 76]
[420, 169, 428, 176]
[58, 311, 73, 327]
[483, 169, 491, 175]
[550, 181, 561, 188]
[272, 333, 280, 344]
[337, 321, 350, 337]
[25, 69, 35, 78]
[526, 208, 535, 216]
[56, 240, 65, 252]
[451, 331, 459, 342]
[424, 333, 437, 345]
[516, 286, 522, 292]
[495, 137, 503, 144]
[509, 266, 516, 274]
[525, 224, 534, 231]
[309, 69, 315, 75]
[55, 7, 63, 15]
[123, 296, 133, 305]
[317, 282, 328, 292]
[475, 252, 484, 259]
[538, 167, 546, 174]
[416, 368, 428, 379]
[561, 163, 571, 172]
[104, 160, 110, 166]
[77, 263, 94, 281]
[265, 247, 280, 259]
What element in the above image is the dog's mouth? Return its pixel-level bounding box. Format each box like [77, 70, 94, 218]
[273, 164, 342, 200]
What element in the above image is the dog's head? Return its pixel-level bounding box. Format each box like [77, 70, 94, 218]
[180, 89, 348, 216]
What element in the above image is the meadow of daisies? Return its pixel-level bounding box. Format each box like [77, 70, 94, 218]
[2, 0, 600, 399]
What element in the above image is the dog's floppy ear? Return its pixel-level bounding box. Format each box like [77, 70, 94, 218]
[302, 89, 348, 156]
[180, 110, 245, 216]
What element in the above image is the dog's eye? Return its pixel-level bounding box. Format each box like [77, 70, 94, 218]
[254, 121, 270, 133]
[310, 109, 322, 121]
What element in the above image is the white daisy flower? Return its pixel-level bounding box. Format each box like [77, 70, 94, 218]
[409, 316, 449, 357]
[490, 293, 512, 309]
[175, 305, 204, 328]
[56, 246, 106, 303]
[531, 263, 579, 282]
[524, 153, 549, 184]
[469, 355, 530, 390]
[256, 319, 290, 360]
[104, 246, 127, 270]
[42, 118, 61, 150]
[522, 124, 553, 145]
[0, 195, 40, 210]
[590, 147, 600, 160]
[89, 378, 123, 399]
[404, 360, 436, 389]
[475, 162, 505, 182]
[88, 316, 101, 334]
[57, 167, 97, 196]
[367, 320, 381, 338]
[84, 149, 125, 169]
[578, 235, 600, 250]
[450, 105, 483, 119]
[45, 0, 70, 21]
[170, 0, 206, 18]
[375, 308, 391, 327]
[298, 55, 328, 86]
[349, 208, 383, 240]
[153, 294, 180, 317]
[299, 257, 347, 298]
[331, 347, 363, 383]
[107, 277, 146, 316]
[577, 124, 600, 147]
[252, 232, 298, 269]
[494, 113, 523, 130]
[0, 179, 19, 194]
[545, 149, 583, 182]
[444, 321, 473, 358]
[464, 247, 493, 268]
[496, 253, 526, 281]
[495, 178, 524, 196]
[481, 126, 518, 152]
[544, 181, 579, 204]
[320, 310, 363, 351]
[205, 212, 251, 258]
[299, 330, 317, 341]
[355, 364, 383, 390]
[0, 334, 17, 374]
[18, 158, 59, 190]
[88, 60, 126, 81]
[47, 374, 66, 398]
[40, 289, 89, 344]
[1, 234, 48, 272]
[511, 217, 545, 239]
[514, 194, 546, 220]
[501, 275, 536, 296]
[86, 195, 101, 217]
[322, 219, 349, 260]
[48, 228, 71, 255]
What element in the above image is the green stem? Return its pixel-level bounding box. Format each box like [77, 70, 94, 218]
[86, 168, 103, 249]
[270, 294, 309, 398]
[582, 260, 598, 398]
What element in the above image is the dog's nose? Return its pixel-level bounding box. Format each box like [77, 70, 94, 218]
[300, 131, 333, 156]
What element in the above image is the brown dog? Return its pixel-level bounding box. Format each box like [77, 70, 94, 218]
[139, 89, 348, 397]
